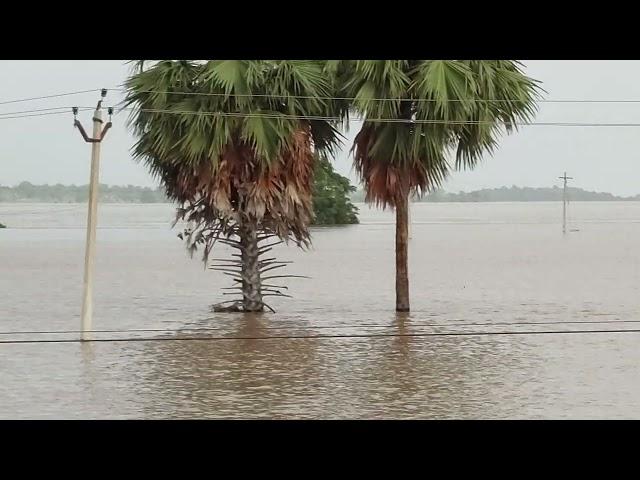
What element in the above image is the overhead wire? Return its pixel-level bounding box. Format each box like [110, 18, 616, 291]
[8, 104, 640, 128]
[4, 84, 640, 126]
[107, 87, 640, 104]
[0, 106, 90, 117]
[4, 85, 640, 116]
[1, 318, 640, 337]
[0, 108, 94, 121]
[0, 96, 638, 343]
[103, 106, 640, 127]
[2, 327, 640, 345]
[1, 85, 638, 344]
[0, 88, 102, 106]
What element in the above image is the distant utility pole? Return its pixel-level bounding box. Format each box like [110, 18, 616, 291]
[558, 171, 573, 235]
[73, 89, 113, 341]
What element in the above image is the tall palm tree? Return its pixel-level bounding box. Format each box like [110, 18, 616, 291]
[124, 60, 346, 312]
[342, 60, 540, 311]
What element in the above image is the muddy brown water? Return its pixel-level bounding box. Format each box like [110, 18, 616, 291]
[2, 202, 640, 418]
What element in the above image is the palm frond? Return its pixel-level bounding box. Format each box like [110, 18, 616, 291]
[124, 60, 346, 259]
[343, 60, 540, 208]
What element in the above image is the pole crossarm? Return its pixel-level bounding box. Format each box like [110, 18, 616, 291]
[73, 119, 112, 143]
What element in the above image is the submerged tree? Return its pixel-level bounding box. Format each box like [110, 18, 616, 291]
[342, 60, 540, 311]
[125, 60, 346, 312]
[312, 154, 359, 225]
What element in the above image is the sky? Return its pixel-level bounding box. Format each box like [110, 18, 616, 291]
[2, 60, 640, 196]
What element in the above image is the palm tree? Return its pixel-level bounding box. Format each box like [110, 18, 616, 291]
[124, 60, 346, 312]
[342, 61, 540, 311]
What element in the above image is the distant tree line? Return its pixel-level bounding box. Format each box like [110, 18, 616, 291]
[0, 182, 167, 203]
[350, 185, 640, 202]
[0, 162, 359, 227]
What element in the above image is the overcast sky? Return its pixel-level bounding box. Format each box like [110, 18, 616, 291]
[2, 60, 640, 195]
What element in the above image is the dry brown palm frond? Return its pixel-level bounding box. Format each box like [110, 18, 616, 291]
[353, 125, 432, 208]
[170, 125, 316, 260]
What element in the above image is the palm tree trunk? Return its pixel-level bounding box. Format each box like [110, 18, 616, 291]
[239, 219, 264, 312]
[395, 190, 410, 312]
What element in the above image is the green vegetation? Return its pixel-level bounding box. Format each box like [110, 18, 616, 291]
[125, 60, 347, 312]
[1, 165, 359, 226]
[342, 60, 540, 312]
[350, 185, 640, 202]
[0, 222, 5, 229]
[3, 60, 546, 315]
[420, 186, 640, 202]
[0, 182, 167, 203]
[312, 156, 359, 225]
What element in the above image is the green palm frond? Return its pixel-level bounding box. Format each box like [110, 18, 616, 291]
[124, 60, 347, 261]
[343, 60, 541, 207]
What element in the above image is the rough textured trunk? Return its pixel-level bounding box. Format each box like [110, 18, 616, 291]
[395, 191, 410, 312]
[239, 219, 264, 312]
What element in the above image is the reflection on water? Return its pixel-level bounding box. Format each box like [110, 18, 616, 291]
[3, 202, 640, 418]
[10, 323, 639, 419]
[137, 315, 322, 418]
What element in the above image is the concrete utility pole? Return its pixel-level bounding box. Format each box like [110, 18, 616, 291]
[558, 172, 573, 235]
[73, 90, 113, 341]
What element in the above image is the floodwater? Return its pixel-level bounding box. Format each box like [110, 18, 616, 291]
[2, 201, 640, 419]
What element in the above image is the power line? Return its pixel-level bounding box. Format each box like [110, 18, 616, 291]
[103, 106, 640, 127]
[6, 85, 640, 113]
[2, 318, 640, 337]
[0, 109, 90, 121]
[6, 84, 640, 105]
[109, 87, 640, 104]
[2, 327, 640, 345]
[0, 89, 101, 106]
[119, 108, 640, 127]
[10, 104, 640, 127]
[0, 106, 93, 117]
